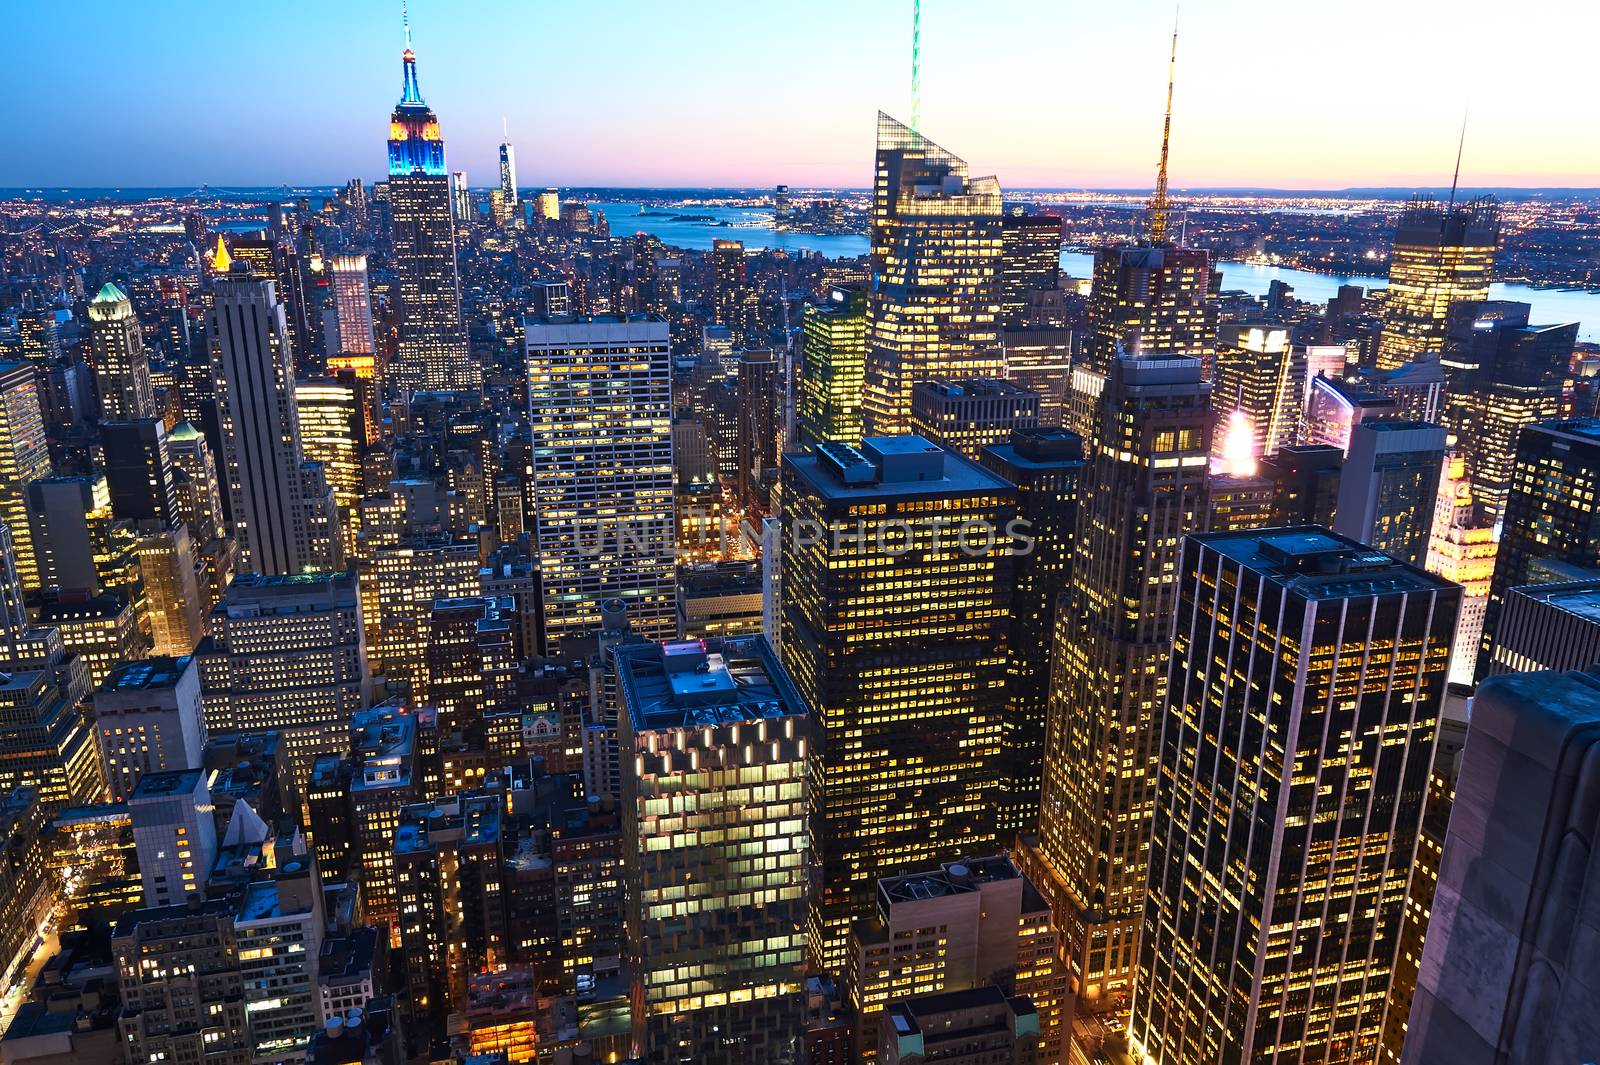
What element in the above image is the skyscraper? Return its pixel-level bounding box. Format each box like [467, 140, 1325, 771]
[781, 436, 1016, 972]
[87, 283, 155, 421]
[909, 378, 1040, 462]
[999, 211, 1064, 327]
[1021, 355, 1210, 1018]
[1001, 328, 1073, 427]
[614, 636, 810, 1064]
[525, 316, 675, 655]
[1332, 420, 1447, 566]
[1210, 322, 1298, 460]
[1401, 668, 1600, 1065]
[329, 253, 377, 359]
[1073, 246, 1218, 438]
[797, 286, 868, 450]
[710, 239, 747, 335]
[1375, 196, 1500, 372]
[978, 427, 1083, 838]
[1423, 453, 1496, 685]
[862, 113, 1005, 435]
[100, 418, 179, 527]
[295, 377, 364, 554]
[388, 23, 475, 393]
[1130, 529, 1458, 1064]
[1440, 300, 1578, 522]
[735, 347, 780, 513]
[0, 361, 52, 592]
[208, 262, 339, 576]
[195, 571, 371, 804]
[498, 127, 519, 222]
[92, 656, 205, 802]
[1481, 418, 1600, 668]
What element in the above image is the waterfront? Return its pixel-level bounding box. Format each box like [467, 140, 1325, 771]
[588, 201, 1599, 342]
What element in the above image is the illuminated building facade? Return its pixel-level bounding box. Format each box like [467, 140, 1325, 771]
[209, 263, 341, 576]
[330, 253, 377, 358]
[1000, 211, 1063, 327]
[1129, 529, 1457, 1065]
[112, 898, 252, 1065]
[1001, 328, 1072, 427]
[92, 655, 205, 802]
[1072, 245, 1217, 439]
[910, 378, 1040, 462]
[1023, 355, 1210, 1016]
[38, 592, 149, 689]
[1482, 419, 1600, 671]
[780, 436, 1016, 972]
[498, 135, 519, 221]
[525, 316, 675, 655]
[0, 626, 102, 809]
[0, 360, 53, 592]
[797, 285, 868, 449]
[0, 791, 50, 996]
[614, 636, 809, 1064]
[168, 421, 226, 544]
[1375, 196, 1500, 372]
[363, 536, 480, 689]
[1302, 375, 1397, 455]
[295, 377, 364, 554]
[347, 706, 419, 928]
[1423, 454, 1496, 685]
[420, 595, 517, 739]
[394, 788, 509, 1025]
[978, 427, 1083, 837]
[128, 768, 217, 906]
[1211, 322, 1297, 459]
[863, 113, 1004, 435]
[195, 571, 371, 804]
[1331, 420, 1447, 566]
[388, 32, 475, 393]
[537, 188, 560, 221]
[87, 282, 155, 421]
[710, 238, 747, 334]
[1440, 300, 1578, 522]
[843, 855, 1064, 1063]
[1488, 578, 1600, 676]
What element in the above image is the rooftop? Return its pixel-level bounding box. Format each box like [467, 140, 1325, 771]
[1198, 526, 1456, 601]
[129, 768, 204, 800]
[1510, 580, 1600, 625]
[789, 435, 1011, 501]
[100, 655, 193, 693]
[614, 635, 806, 733]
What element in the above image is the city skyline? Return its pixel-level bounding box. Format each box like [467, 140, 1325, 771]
[9, 0, 1599, 190]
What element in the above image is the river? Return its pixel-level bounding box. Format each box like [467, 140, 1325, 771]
[591, 201, 1599, 343]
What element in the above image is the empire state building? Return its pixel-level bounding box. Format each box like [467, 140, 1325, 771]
[387, 22, 477, 393]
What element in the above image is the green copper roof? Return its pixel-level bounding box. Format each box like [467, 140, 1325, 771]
[92, 282, 127, 304]
[168, 421, 200, 442]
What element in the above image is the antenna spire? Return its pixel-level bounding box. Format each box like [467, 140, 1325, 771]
[402, 0, 412, 51]
[910, 0, 921, 134]
[1148, 9, 1179, 245]
[1447, 109, 1468, 210]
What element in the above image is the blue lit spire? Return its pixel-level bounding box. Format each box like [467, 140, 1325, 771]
[399, 0, 424, 106]
[388, 0, 446, 176]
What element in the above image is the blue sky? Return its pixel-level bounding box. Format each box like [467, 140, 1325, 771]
[7, 0, 1598, 189]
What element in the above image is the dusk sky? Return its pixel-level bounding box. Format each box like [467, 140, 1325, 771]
[9, 0, 1599, 190]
